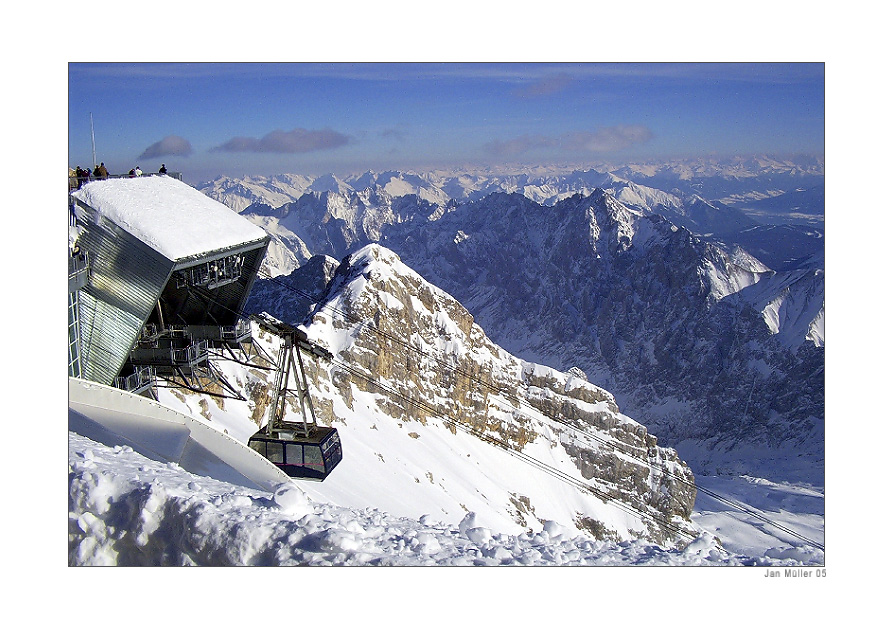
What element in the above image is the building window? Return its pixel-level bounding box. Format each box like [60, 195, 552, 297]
[176, 254, 245, 290]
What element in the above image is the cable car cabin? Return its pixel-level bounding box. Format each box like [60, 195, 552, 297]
[249, 426, 342, 480]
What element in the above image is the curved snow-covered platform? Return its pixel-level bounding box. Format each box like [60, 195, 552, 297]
[68, 377, 290, 492]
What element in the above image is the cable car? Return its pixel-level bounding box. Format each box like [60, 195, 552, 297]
[248, 424, 342, 480]
[247, 314, 342, 480]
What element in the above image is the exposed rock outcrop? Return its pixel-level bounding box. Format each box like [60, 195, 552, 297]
[273, 244, 697, 544]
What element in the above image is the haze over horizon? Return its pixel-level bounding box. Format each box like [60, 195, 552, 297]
[68, 62, 824, 185]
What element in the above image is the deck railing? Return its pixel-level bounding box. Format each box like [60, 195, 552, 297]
[69, 171, 183, 190]
[171, 339, 209, 366]
[114, 365, 156, 394]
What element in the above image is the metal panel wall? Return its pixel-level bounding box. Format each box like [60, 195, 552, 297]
[75, 203, 173, 385]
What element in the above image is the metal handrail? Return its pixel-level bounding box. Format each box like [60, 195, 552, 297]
[104, 172, 183, 181]
[233, 317, 252, 339]
[171, 339, 208, 366]
[70, 171, 183, 190]
[114, 365, 156, 393]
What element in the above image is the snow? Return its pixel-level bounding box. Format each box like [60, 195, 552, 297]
[68, 412, 831, 569]
[807, 305, 825, 346]
[743, 267, 825, 348]
[67, 429, 750, 566]
[69, 378, 289, 492]
[67, 249, 826, 567]
[62, 162, 831, 578]
[72, 176, 268, 261]
[702, 256, 769, 301]
[68, 223, 83, 249]
[691, 474, 824, 564]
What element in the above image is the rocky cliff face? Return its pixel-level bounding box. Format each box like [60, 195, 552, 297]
[238, 181, 823, 480]
[262, 244, 698, 545]
[380, 190, 823, 475]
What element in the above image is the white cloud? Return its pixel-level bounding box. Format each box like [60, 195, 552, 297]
[212, 128, 351, 153]
[139, 135, 193, 160]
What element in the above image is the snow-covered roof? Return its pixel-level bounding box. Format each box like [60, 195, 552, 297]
[72, 176, 269, 261]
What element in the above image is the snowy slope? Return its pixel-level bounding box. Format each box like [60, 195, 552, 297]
[741, 265, 826, 348]
[68, 377, 290, 492]
[68, 429, 822, 566]
[143, 244, 699, 545]
[246, 188, 443, 277]
[197, 173, 315, 213]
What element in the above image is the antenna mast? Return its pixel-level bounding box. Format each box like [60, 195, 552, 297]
[90, 113, 97, 167]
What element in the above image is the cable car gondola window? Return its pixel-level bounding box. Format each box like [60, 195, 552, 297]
[267, 441, 284, 464]
[249, 440, 266, 457]
[285, 442, 303, 466]
[304, 446, 325, 472]
[322, 433, 341, 458]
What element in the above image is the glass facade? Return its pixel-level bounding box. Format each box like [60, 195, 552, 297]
[176, 253, 245, 290]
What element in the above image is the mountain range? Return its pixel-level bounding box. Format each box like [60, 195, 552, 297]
[197, 155, 824, 217]
[200, 156, 824, 483]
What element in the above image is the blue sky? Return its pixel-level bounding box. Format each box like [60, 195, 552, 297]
[68, 62, 824, 184]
